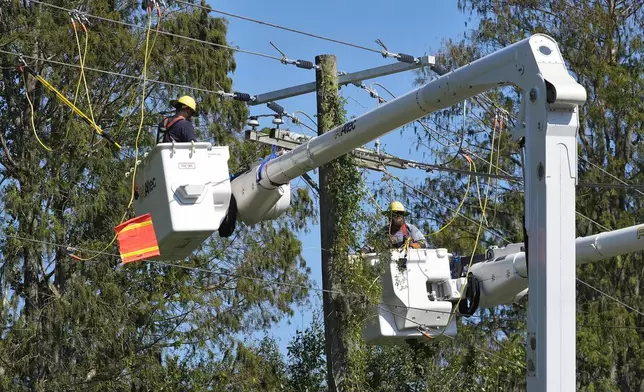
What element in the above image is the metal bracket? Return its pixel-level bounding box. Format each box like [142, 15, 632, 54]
[244, 128, 408, 172]
[249, 56, 434, 105]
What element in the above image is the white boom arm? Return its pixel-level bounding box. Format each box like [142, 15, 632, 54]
[231, 34, 586, 391]
[230, 34, 584, 225]
[469, 223, 644, 309]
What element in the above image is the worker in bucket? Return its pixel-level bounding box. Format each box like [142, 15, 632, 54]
[362, 201, 427, 252]
[157, 95, 198, 143]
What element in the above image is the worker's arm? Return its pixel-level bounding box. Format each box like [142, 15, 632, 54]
[408, 224, 428, 248]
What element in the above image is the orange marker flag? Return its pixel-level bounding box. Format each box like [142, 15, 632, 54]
[115, 213, 160, 264]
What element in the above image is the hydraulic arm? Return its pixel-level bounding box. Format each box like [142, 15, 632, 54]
[467, 223, 644, 309]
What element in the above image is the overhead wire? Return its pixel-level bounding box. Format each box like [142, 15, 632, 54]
[576, 211, 610, 232]
[172, 0, 383, 55]
[577, 278, 644, 318]
[17, 0, 644, 335]
[28, 0, 285, 63]
[5, 228, 644, 334]
[360, 82, 644, 239]
[579, 156, 644, 198]
[0, 49, 233, 96]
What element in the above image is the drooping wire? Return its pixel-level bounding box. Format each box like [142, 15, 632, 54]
[431, 123, 497, 340]
[20, 68, 52, 151]
[428, 155, 474, 236]
[72, 17, 98, 143]
[73, 3, 162, 260]
[63, 15, 88, 141]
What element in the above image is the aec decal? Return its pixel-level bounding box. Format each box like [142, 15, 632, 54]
[335, 120, 356, 139]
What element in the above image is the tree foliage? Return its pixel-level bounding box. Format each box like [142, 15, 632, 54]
[0, 0, 316, 390]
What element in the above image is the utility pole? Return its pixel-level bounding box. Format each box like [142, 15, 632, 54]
[316, 54, 345, 392]
[244, 52, 433, 392]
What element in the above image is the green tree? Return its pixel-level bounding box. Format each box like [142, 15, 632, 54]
[0, 0, 316, 390]
[286, 314, 327, 392]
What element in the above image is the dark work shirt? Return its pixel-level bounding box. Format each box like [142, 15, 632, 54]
[158, 116, 198, 143]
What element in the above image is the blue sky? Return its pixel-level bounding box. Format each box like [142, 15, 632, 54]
[211, 0, 472, 353]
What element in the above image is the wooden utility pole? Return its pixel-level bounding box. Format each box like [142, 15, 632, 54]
[316, 54, 346, 392]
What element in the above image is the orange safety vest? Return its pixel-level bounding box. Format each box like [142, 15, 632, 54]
[159, 115, 185, 143]
[399, 224, 421, 249]
[400, 224, 409, 241]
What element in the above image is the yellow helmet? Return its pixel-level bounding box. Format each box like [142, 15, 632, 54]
[170, 95, 197, 112]
[383, 201, 409, 216]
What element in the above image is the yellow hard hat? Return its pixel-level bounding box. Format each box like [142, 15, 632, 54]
[170, 95, 197, 112]
[383, 201, 409, 216]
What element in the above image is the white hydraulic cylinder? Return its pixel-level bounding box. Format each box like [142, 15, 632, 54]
[470, 223, 644, 309]
[576, 224, 644, 265]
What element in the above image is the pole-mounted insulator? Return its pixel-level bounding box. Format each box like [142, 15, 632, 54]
[295, 60, 315, 70]
[397, 53, 416, 64]
[267, 101, 285, 115]
[233, 92, 252, 102]
[247, 116, 260, 128]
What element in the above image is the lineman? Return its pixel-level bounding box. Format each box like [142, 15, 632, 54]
[382, 201, 427, 249]
[362, 201, 427, 252]
[157, 95, 198, 143]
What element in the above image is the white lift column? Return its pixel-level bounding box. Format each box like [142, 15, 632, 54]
[519, 38, 585, 391]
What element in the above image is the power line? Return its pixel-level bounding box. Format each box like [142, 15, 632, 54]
[0, 49, 229, 96]
[576, 278, 644, 318]
[580, 156, 644, 197]
[173, 0, 382, 55]
[6, 228, 644, 333]
[28, 0, 285, 63]
[575, 211, 610, 232]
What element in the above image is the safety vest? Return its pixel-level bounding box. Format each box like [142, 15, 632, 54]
[400, 224, 409, 241]
[389, 224, 409, 247]
[158, 115, 185, 143]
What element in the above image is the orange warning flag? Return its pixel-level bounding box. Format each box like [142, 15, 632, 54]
[115, 213, 160, 264]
